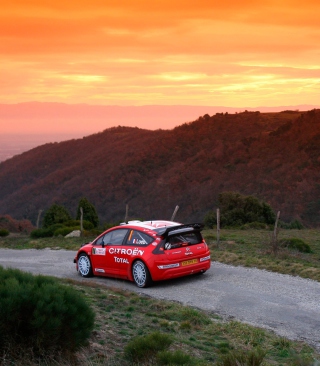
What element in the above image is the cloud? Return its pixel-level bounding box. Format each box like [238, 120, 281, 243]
[0, 0, 320, 107]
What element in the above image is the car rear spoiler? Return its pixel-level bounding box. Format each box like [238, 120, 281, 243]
[156, 223, 204, 236]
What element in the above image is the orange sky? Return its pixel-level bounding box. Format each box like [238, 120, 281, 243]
[1, 0, 320, 109]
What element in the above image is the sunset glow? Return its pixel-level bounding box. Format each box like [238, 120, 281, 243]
[1, 0, 320, 132]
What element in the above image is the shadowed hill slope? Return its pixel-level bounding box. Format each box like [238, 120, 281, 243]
[0, 109, 319, 226]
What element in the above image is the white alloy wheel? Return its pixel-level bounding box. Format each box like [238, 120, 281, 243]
[78, 254, 93, 277]
[132, 260, 152, 288]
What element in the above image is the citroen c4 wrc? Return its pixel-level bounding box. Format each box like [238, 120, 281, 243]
[74, 220, 211, 287]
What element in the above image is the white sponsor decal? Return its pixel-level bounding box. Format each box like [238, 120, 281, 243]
[93, 248, 106, 255]
[133, 239, 147, 245]
[200, 255, 211, 262]
[114, 257, 129, 264]
[109, 247, 144, 256]
[95, 268, 105, 273]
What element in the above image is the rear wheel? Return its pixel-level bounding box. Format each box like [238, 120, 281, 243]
[78, 254, 93, 277]
[132, 260, 152, 288]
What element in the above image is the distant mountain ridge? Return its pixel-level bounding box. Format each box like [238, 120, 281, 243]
[0, 109, 320, 227]
[1, 102, 320, 134]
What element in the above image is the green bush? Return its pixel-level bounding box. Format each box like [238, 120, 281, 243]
[64, 220, 94, 230]
[30, 228, 54, 238]
[0, 266, 95, 358]
[54, 226, 79, 237]
[124, 331, 173, 363]
[280, 238, 311, 253]
[204, 211, 216, 229]
[279, 220, 305, 229]
[0, 229, 9, 237]
[204, 192, 276, 228]
[43, 204, 72, 228]
[47, 223, 65, 232]
[76, 197, 99, 227]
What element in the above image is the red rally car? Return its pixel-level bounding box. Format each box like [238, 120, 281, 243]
[74, 220, 211, 288]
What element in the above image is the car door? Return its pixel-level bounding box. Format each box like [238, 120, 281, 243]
[112, 229, 153, 277]
[92, 229, 129, 276]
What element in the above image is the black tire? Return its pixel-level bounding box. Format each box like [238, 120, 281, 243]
[78, 254, 93, 278]
[132, 260, 152, 288]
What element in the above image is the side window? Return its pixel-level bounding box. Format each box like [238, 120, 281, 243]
[126, 230, 153, 246]
[95, 232, 110, 245]
[95, 229, 128, 245]
[108, 229, 129, 245]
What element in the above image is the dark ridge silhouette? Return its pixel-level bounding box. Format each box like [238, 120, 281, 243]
[0, 109, 320, 227]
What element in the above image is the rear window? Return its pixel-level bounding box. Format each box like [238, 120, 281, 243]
[165, 231, 203, 250]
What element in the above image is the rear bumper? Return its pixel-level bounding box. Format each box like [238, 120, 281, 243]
[151, 258, 211, 281]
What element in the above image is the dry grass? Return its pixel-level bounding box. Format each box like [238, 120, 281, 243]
[203, 228, 320, 282]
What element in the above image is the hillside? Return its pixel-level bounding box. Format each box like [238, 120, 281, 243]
[0, 109, 320, 227]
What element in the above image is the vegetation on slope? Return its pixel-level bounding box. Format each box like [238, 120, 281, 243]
[0, 109, 320, 226]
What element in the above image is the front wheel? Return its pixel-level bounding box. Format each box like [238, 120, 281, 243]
[132, 260, 152, 288]
[78, 254, 93, 277]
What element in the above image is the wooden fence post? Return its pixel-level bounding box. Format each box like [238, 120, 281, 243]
[171, 205, 179, 221]
[124, 204, 129, 223]
[216, 208, 220, 248]
[80, 207, 83, 236]
[272, 211, 281, 254]
[36, 209, 42, 229]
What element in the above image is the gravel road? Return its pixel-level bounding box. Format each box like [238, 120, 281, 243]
[0, 248, 319, 351]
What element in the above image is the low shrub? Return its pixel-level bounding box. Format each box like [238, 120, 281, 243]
[0, 266, 95, 359]
[279, 220, 305, 230]
[30, 228, 54, 238]
[0, 229, 9, 237]
[64, 220, 94, 230]
[157, 349, 195, 365]
[0, 215, 35, 233]
[280, 238, 311, 253]
[124, 331, 173, 363]
[54, 226, 79, 237]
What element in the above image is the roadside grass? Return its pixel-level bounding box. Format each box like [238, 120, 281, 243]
[56, 280, 320, 365]
[0, 234, 89, 250]
[1, 232, 320, 364]
[202, 228, 320, 282]
[2, 276, 319, 365]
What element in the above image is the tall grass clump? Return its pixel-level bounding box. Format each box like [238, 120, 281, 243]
[0, 266, 95, 361]
[218, 347, 267, 366]
[124, 331, 173, 364]
[157, 349, 195, 365]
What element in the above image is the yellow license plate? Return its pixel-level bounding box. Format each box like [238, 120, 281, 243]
[181, 259, 198, 266]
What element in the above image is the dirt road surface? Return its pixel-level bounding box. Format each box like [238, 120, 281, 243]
[0, 248, 319, 351]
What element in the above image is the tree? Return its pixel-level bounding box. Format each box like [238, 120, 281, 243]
[204, 192, 276, 228]
[42, 204, 72, 228]
[76, 197, 99, 228]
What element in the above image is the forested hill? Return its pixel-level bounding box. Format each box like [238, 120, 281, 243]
[0, 109, 320, 227]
